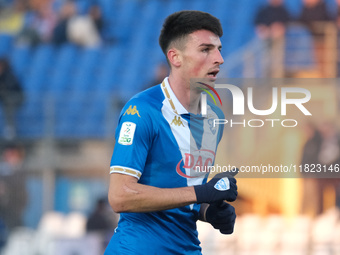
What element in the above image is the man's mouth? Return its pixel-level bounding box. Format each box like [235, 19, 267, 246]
[207, 69, 219, 79]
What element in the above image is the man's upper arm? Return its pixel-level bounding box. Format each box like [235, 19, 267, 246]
[108, 172, 140, 213]
[109, 173, 138, 195]
[110, 99, 153, 179]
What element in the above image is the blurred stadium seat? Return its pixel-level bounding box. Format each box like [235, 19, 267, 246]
[22, 211, 96, 255]
[9, 45, 31, 80]
[285, 25, 315, 72]
[23, 44, 55, 93]
[0, 34, 13, 57]
[198, 209, 340, 255]
[1, 227, 35, 255]
[45, 234, 102, 255]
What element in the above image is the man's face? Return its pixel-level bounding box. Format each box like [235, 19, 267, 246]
[178, 30, 224, 84]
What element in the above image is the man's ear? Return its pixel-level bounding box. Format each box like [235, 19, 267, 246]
[167, 48, 182, 68]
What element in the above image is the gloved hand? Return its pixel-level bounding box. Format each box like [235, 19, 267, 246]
[194, 171, 238, 204]
[206, 202, 236, 234]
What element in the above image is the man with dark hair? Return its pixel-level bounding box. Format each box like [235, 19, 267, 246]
[105, 10, 238, 254]
[298, 0, 333, 33]
[254, 0, 290, 40]
[297, 0, 334, 77]
[159, 11, 223, 55]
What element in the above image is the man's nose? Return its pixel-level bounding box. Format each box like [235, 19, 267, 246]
[215, 49, 224, 65]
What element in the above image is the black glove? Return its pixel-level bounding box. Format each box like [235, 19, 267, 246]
[206, 202, 236, 234]
[194, 171, 238, 204]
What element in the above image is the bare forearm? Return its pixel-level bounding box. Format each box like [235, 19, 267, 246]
[109, 174, 197, 213]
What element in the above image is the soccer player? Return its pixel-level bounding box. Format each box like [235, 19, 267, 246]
[105, 10, 238, 255]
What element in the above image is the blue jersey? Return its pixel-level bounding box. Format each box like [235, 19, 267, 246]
[105, 78, 224, 255]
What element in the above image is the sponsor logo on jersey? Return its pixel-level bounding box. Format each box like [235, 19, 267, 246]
[171, 116, 184, 127]
[176, 149, 215, 178]
[123, 105, 141, 117]
[118, 122, 136, 145]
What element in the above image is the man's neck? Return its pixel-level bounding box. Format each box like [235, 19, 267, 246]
[168, 74, 201, 114]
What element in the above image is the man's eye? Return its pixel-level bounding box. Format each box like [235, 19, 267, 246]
[202, 48, 209, 52]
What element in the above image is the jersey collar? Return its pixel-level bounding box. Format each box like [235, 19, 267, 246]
[161, 77, 189, 115]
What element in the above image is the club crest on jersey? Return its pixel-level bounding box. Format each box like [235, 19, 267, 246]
[171, 116, 184, 127]
[214, 178, 230, 191]
[208, 119, 217, 135]
[123, 105, 141, 117]
[176, 149, 215, 178]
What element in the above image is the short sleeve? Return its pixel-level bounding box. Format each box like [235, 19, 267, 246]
[110, 99, 154, 180]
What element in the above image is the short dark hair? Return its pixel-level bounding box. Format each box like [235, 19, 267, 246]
[159, 10, 223, 56]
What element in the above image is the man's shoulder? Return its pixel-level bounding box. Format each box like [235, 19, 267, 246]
[134, 84, 163, 100]
[121, 85, 164, 118]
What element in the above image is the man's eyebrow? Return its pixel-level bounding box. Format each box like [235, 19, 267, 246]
[199, 43, 222, 49]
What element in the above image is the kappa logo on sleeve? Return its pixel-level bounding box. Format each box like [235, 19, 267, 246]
[118, 122, 136, 145]
[123, 105, 141, 117]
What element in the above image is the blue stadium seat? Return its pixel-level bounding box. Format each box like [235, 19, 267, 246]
[324, 0, 338, 17]
[285, 25, 315, 70]
[9, 45, 32, 81]
[224, 0, 258, 55]
[163, 0, 183, 17]
[187, 0, 208, 11]
[93, 46, 123, 93]
[55, 43, 79, 67]
[284, 0, 303, 18]
[9, 0, 290, 139]
[70, 47, 101, 92]
[16, 94, 45, 137]
[74, 0, 91, 14]
[54, 93, 109, 138]
[0, 106, 4, 136]
[0, 34, 14, 57]
[78, 96, 107, 138]
[23, 44, 55, 93]
[48, 44, 79, 94]
[98, 0, 116, 16]
[54, 94, 85, 137]
[110, 0, 141, 42]
[16, 46, 54, 137]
